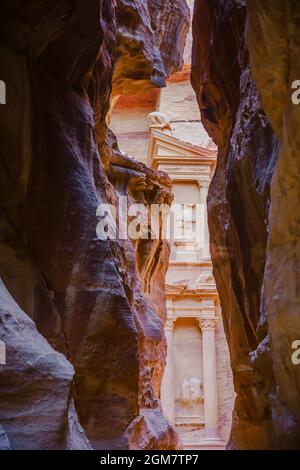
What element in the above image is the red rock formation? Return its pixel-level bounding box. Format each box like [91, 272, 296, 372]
[247, 0, 300, 448]
[0, 279, 91, 450]
[114, 0, 190, 95]
[0, 0, 189, 449]
[192, 0, 300, 449]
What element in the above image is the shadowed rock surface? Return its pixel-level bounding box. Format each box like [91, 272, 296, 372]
[0, 279, 91, 450]
[0, 0, 189, 449]
[192, 0, 300, 449]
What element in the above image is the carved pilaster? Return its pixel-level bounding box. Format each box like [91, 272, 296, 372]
[198, 316, 220, 439]
[161, 316, 175, 423]
[197, 179, 211, 190]
[197, 180, 211, 259]
[165, 318, 174, 331]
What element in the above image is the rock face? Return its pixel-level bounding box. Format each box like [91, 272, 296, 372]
[0, 0, 189, 449]
[192, 0, 300, 449]
[114, 0, 190, 95]
[0, 279, 91, 450]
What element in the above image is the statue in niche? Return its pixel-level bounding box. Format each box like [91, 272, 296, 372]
[196, 271, 214, 286]
[148, 112, 173, 133]
[181, 377, 203, 405]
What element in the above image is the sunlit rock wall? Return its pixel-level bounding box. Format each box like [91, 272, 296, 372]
[191, 0, 300, 449]
[0, 0, 189, 450]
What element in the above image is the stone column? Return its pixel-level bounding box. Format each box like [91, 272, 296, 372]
[161, 317, 175, 425]
[198, 180, 211, 259]
[199, 317, 219, 439]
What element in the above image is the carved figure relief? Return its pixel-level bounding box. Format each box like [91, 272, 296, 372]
[180, 377, 203, 404]
[148, 112, 173, 133]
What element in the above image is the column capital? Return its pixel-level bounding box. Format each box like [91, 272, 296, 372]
[198, 317, 218, 331]
[165, 318, 175, 331]
[197, 179, 211, 189]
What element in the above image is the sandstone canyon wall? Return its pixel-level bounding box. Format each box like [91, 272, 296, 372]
[192, 0, 300, 449]
[0, 0, 190, 450]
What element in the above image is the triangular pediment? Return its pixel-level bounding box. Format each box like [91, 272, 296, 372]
[148, 129, 217, 168]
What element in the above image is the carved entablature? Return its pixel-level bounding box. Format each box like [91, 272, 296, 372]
[159, 166, 211, 184]
[161, 165, 209, 173]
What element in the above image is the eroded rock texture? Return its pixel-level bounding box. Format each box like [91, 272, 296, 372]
[192, 0, 300, 449]
[0, 279, 91, 450]
[114, 0, 190, 95]
[0, 0, 189, 449]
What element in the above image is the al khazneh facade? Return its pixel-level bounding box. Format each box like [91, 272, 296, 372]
[110, 0, 235, 449]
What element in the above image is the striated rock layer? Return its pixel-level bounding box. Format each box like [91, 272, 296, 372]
[192, 0, 300, 449]
[0, 0, 189, 449]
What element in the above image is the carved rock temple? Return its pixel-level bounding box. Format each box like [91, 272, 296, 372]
[111, 2, 235, 448]
[1, 0, 300, 452]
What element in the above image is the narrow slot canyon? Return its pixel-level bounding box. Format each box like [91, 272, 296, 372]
[0, 0, 300, 452]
